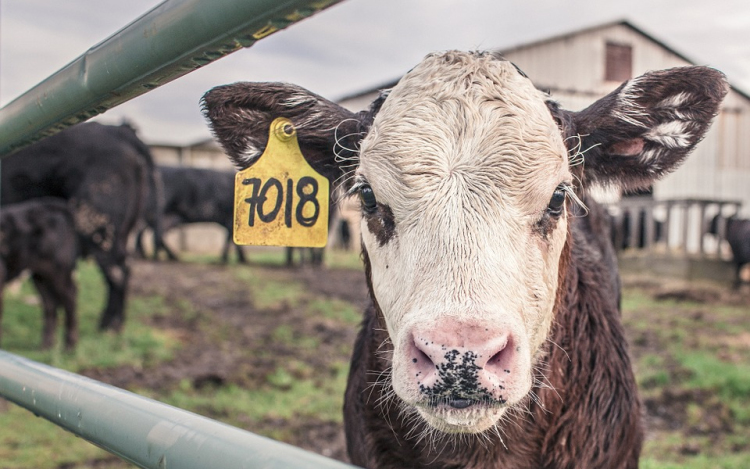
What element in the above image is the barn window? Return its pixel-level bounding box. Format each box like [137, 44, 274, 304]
[605, 42, 632, 82]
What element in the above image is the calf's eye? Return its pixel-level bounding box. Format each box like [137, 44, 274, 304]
[359, 185, 378, 213]
[547, 187, 566, 216]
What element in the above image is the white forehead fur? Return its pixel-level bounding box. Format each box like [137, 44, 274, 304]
[359, 51, 569, 225]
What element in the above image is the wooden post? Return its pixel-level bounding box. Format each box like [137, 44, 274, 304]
[644, 202, 655, 250]
[663, 201, 673, 253]
[698, 201, 707, 258]
[681, 202, 690, 254]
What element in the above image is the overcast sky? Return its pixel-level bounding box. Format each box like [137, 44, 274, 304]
[2, 0, 749, 145]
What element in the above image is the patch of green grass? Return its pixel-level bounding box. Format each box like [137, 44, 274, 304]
[0, 402, 114, 469]
[233, 268, 305, 309]
[621, 289, 662, 312]
[622, 285, 750, 468]
[272, 323, 295, 343]
[676, 351, 750, 399]
[324, 250, 363, 270]
[160, 361, 349, 431]
[641, 451, 750, 469]
[640, 457, 749, 469]
[243, 247, 288, 266]
[640, 429, 750, 468]
[308, 298, 361, 325]
[2, 261, 179, 372]
[271, 324, 320, 349]
[0, 260, 183, 468]
[636, 353, 670, 389]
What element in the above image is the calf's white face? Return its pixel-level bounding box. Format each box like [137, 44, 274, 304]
[354, 52, 571, 432]
[202, 50, 727, 436]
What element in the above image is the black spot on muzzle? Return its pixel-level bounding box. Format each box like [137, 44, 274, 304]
[419, 349, 496, 405]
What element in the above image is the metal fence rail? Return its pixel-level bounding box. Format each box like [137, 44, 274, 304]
[0, 0, 343, 156]
[0, 350, 357, 469]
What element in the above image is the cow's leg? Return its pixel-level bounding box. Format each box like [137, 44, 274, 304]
[155, 215, 180, 261]
[151, 229, 161, 260]
[134, 226, 149, 259]
[0, 283, 4, 348]
[221, 229, 246, 264]
[32, 274, 58, 349]
[235, 243, 247, 264]
[285, 247, 294, 266]
[72, 161, 142, 333]
[72, 202, 129, 332]
[161, 242, 179, 261]
[221, 230, 232, 264]
[57, 273, 78, 350]
[0, 270, 6, 347]
[733, 262, 743, 290]
[154, 234, 179, 261]
[311, 248, 324, 267]
[95, 249, 130, 332]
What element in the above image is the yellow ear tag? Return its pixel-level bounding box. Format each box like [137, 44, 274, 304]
[233, 118, 329, 247]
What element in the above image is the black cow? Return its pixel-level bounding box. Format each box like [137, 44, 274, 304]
[710, 214, 750, 288]
[1, 122, 156, 331]
[0, 198, 79, 349]
[134, 166, 245, 263]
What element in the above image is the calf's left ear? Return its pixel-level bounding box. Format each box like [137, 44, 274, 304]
[556, 66, 729, 191]
[201, 82, 369, 182]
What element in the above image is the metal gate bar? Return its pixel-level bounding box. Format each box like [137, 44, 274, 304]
[0, 0, 343, 156]
[0, 350, 357, 468]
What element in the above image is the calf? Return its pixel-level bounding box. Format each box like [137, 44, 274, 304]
[203, 51, 726, 468]
[710, 214, 750, 288]
[0, 198, 78, 350]
[134, 166, 245, 263]
[2, 122, 156, 331]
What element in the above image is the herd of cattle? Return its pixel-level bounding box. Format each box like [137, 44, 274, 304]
[0, 121, 355, 350]
[0, 122, 295, 349]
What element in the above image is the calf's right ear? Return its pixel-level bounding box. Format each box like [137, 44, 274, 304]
[201, 82, 368, 182]
[555, 66, 729, 192]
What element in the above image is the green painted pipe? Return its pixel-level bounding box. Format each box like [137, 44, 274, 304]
[0, 0, 344, 156]
[0, 351, 358, 468]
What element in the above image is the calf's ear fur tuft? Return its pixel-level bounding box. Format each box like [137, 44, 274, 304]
[201, 82, 369, 182]
[553, 66, 729, 191]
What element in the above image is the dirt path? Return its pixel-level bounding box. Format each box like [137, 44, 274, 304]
[81, 259, 368, 463]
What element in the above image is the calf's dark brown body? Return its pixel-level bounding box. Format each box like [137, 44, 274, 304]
[344, 200, 641, 468]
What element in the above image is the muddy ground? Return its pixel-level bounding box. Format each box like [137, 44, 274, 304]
[82, 258, 369, 464]
[76, 258, 749, 467]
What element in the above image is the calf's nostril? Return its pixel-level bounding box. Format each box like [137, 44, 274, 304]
[485, 336, 512, 373]
[412, 341, 434, 368]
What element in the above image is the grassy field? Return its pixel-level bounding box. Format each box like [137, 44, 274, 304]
[0, 251, 748, 468]
[622, 277, 750, 469]
[0, 261, 182, 468]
